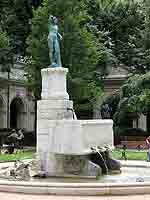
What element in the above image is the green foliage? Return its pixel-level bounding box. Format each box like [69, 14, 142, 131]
[0, 29, 14, 72]
[87, 0, 150, 73]
[110, 73, 150, 137]
[0, 30, 9, 48]
[120, 73, 150, 113]
[86, 0, 118, 77]
[0, 48, 14, 72]
[26, 0, 102, 116]
[0, 0, 33, 55]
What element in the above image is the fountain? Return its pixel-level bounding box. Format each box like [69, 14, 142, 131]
[0, 14, 118, 182]
[36, 15, 116, 178]
[36, 66, 114, 178]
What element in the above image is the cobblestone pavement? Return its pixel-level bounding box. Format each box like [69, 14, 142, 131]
[1, 193, 150, 200]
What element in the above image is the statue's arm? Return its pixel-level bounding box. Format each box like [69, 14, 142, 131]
[58, 32, 62, 40]
[47, 24, 51, 40]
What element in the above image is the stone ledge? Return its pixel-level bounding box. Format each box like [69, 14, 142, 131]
[121, 160, 150, 168]
[0, 180, 150, 195]
[81, 120, 113, 125]
[41, 67, 68, 74]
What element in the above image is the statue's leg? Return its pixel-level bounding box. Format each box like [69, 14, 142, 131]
[49, 50, 53, 64]
[54, 40, 62, 67]
[48, 38, 55, 66]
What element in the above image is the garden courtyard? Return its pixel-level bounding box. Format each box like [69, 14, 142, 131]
[0, 0, 150, 198]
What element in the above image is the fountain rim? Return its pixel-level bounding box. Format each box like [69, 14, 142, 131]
[0, 161, 149, 195]
[0, 179, 150, 196]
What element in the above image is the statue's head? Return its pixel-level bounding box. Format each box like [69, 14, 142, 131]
[49, 15, 58, 25]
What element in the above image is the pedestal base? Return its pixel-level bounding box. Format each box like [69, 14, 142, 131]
[41, 67, 69, 100]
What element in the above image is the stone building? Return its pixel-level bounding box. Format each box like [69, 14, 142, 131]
[0, 60, 35, 132]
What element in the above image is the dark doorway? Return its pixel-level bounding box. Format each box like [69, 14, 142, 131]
[10, 98, 24, 129]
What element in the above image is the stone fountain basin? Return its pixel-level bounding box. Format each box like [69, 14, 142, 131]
[37, 119, 113, 155]
[0, 176, 150, 196]
[0, 162, 150, 195]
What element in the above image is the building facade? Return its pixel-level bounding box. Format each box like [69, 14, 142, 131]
[0, 60, 35, 132]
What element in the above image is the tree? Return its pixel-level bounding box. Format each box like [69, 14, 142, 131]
[0, 0, 33, 55]
[86, 0, 118, 77]
[119, 0, 150, 73]
[111, 0, 150, 133]
[0, 30, 9, 49]
[0, 29, 12, 72]
[143, 0, 150, 72]
[26, 0, 102, 117]
[0, 29, 15, 128]
[109, 73, 150, 138]
[87, 0, 146, 73]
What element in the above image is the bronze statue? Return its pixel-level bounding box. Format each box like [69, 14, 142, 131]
[48, 15, 62, 67]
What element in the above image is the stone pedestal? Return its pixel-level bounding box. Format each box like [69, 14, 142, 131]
[39, 68, 73, 121]
[41, 68, 69, 100]
[37, 67, 75, 176]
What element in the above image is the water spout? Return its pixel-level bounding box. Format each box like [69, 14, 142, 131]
[91, 147, 109, 175]
[67, 108, 77, 120]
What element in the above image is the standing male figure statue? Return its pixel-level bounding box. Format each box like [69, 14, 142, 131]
[48, 15, 62, 67]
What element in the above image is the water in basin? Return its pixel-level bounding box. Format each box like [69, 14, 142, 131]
[1, 166, 150, 183]
[31, 167, 150, 183]
[99, 166, 150, 183]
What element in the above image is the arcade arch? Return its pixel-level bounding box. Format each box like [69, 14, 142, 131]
[10, 97, 26, 129]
